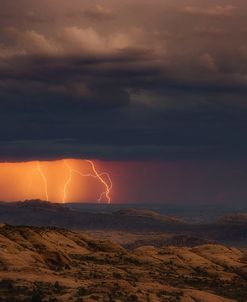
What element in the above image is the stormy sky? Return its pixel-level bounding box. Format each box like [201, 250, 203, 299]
[0, 0, 246, 161]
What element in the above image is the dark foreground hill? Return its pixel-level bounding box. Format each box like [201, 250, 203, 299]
[0, 200, 184, 231]
[0, 225, 247, 301]
[0, 200, 247, 248]
[218, 213, 247, 224]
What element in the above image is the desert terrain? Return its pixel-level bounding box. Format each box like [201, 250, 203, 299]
[0, 225, 247, 301]
[0, 201, 247, 248]
[0, 201, 247, 301]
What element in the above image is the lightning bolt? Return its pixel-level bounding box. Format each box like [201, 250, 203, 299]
[86, 160, 112, 204]
[63, 160, 72, 203]
[63, 160, 112, 204]
[36, 162, 49, 201]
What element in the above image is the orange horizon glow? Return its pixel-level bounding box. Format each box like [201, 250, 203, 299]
[0, 159, 113, 204]
[37, 162, 49, 201]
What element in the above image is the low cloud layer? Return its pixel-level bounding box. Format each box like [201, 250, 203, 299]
[0, 0, 247, 161]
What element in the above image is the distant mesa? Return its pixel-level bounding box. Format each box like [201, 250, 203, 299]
[115, 208, 184, 224]
[0, 201, 184, 230]
[218, 213, 247, 224]
[0, 201, 246, 247]
[19, 199, 63, 207]
[14, 199, 69, 212]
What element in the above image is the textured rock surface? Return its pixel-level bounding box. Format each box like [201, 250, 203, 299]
[0, 225, 246, 301]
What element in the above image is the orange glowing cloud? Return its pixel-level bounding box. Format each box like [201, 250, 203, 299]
[0, 159, 112, 203]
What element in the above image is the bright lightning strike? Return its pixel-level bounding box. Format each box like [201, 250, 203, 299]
[36, 162, 49, 201]
[63, 160, 112, 204]
[86, 160, 112, 204]
[63, 161, 72, 203]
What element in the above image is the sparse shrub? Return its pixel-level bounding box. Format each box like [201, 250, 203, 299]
[31, 289, 43, 302]
[77, 287, 88, 296]
[53, 281, 61, 293]
[48, 298, 59, 302]
[112, 272, 122, 279]
[194, 266, 208, 276]
[127, 294, 139, 302]
[0, 279, 14, 290]
[4, 298, 19, 302]
[75, 299, 84, 302]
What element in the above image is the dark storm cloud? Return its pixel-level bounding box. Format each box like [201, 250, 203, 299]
[0, 0, 247, 161]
